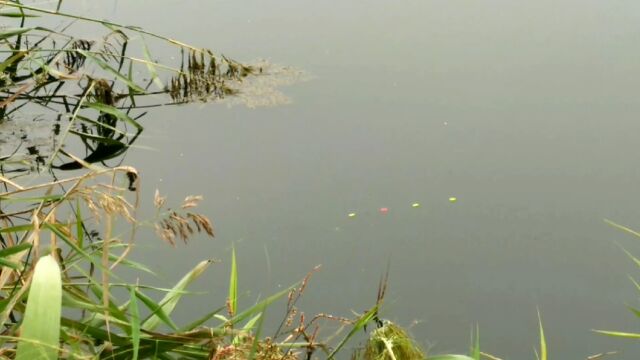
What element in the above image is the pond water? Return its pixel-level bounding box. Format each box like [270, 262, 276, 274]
[34, 1, 640, 358]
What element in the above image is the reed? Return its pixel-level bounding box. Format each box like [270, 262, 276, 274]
[0, 2, 380, 358]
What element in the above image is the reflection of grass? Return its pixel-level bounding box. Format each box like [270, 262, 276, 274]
[0, 0, 274, 174]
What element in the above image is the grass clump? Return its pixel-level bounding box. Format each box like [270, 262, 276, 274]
[356, 322, 425, 360]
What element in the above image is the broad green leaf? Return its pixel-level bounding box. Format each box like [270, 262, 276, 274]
[15, 255, 62, 360]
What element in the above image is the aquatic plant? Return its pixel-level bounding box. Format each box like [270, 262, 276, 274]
[595, 220, 640, 349]
[0, 0, 291, 175]
[0, 1, 381, 359]
[355, 322, 426, 360]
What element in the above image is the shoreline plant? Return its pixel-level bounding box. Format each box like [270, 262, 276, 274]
[0, 1, 388, 359]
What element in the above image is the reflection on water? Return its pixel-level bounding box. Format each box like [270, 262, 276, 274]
[0, 15, 301, 178]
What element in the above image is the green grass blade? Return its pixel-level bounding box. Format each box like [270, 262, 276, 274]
[0, 224, 34, 233]
[75, 199, 84, 248]
[78, 50, 145, 93]
[84, 102, 143, 130]
[605, 219, 640, 238]
[0, 257, 24, 270]
[327, 305, 379, 359]
[248, 306, 267, 360]
[626, 305, 640, 319]
[0, 50, 28, 73]
[594, 330, 640, 339]
[0, 11, 38, 18]
[129, 287, 140, 360]
[223, 285, 294, 328]
[538, 311, 547, 360]
[471, 325, 480, 360]
[142, 259, 213, 331]
[0, 28, 33, 40]
[179, 306, 225, 332]
[61, 317, 129, 345]
[15, 255, 62, 360]
[141, 37, 164, 90]
[135, 288, 179, 331]
[428, 356, 475, 360]
[228, 247, 238, 317]
[0, 243, 32, 258]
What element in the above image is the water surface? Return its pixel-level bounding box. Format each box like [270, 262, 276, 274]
[70, 1, 640, 358]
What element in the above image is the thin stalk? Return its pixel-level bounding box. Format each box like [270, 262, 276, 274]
[0, 1, 210, 54]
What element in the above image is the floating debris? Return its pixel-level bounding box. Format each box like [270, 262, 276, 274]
[449, 197, 457, 203]
[411, 203, 420, 208]
[348, 212, 357, 218]
[379, 207, 389, 214]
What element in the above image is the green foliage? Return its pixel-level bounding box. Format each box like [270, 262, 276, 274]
[537, 312, 547, 360]
[15, 255, 62, 360]
[357, 322, 425, 360]
[0, 2, 347, 358]
[596, 220, 640, 341]
[229, 246, 238, 318]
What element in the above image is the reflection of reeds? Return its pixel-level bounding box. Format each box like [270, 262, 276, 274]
[0, 4, 268, 175]
[167, 50, 257, 103]
[0, 3, 380, 359]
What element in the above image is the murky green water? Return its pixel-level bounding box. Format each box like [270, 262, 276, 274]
[44, 1, 640, 358]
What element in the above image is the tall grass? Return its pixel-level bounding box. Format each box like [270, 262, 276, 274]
[0, 2, 381, 358]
